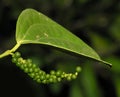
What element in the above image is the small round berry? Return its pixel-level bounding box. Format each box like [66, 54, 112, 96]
[75, 72, 78, 76]
[61, 73, 65, 78]
[50, 70, 55, 75]
[71, 74, 77, 79]
[35, 75, 40, 79]
[14, 52, 21, 58]
[40, 75, 45, 80]
[18, 58, 23, 64]
[29, 68, 33, 73]
[57, 77, 61, 82]
[34, 68, 39, 73]
[12, 58, 17, 63]
[34, 72, 40, 76]
[51, 75, 57, 79]
[36, 79, 41, 83]
[46, 74, 50, 79]
[56, 70, 62, 76]
[40, 71, 46, 75]
[27, 59, 32, 63]
[27, 63, 32, 68]
[38, 71, 42, 75]
[24, 68, 29, 73]
[16, 62, 21, 66]
[42, 80, 47, 84]
[32, 64, 37, 69]
[20, 64, 25, 69]
[49, 78, 54, 83]
[23, 64, 27, 68]
[29, 73, 35, 78]
[67, 76, 72, 81]
[76, 66, 81, 72]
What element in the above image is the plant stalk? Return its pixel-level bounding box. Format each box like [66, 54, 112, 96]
[0, 43, 21, 59]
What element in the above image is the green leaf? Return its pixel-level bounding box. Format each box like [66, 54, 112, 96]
[16, 8, 111, 66]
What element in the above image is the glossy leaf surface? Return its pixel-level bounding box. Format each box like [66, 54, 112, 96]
[16, 9, 111, 66]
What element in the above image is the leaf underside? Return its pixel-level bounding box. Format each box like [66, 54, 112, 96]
[16, 8, 111, 67]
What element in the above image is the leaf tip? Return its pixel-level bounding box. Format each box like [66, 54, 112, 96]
[101, 60, 112, 67]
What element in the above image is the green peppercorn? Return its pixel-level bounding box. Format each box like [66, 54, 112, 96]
[32, 64, 37, 69]
[42, 80, 47, 84]
[29, 68, 33, 73]
[18, 58, 23, 64]
[56, 70, 62, 76]
[12, 58, 18, 63]
[29, 73, 35, 78]
[71, 74, 77, 79]
[11, 52, 81, 84]
[57, 77, 61, 82]
[76, 66, 81, 72]
[46, 74, 50, 79]
[50, 70, 55, 75]
[35, 75, 40, 79]
[49, 78, 54, 83]
[14, 52, 21, 58]
[36, 79, 41, 83]
[40, 75, 45, 80]
[16, 62, 21, 67]
[27, 63, 32, 68]
[67, 76, 72, 81]
[34, 68, 39, 73]
[41, 71, 46, 75]
[27, 59, 32, 63]
[23, 63, 27, 68]
[24, 68, 29, 73]
[20, 64, 25, 70]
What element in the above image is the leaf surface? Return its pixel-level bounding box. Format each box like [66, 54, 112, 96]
[16, 9, 111, 66]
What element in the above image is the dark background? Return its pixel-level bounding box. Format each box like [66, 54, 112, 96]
[0, 0, 120, 97]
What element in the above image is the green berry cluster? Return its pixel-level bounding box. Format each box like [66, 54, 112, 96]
[11, 52, 81, 84]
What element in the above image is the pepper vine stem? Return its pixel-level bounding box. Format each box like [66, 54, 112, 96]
[0, 43, 21, 59]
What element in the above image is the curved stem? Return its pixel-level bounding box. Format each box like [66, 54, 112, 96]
[0, 43, 21, 59]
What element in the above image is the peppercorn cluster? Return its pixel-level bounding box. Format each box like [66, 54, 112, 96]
[11, 52, 81, 84]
